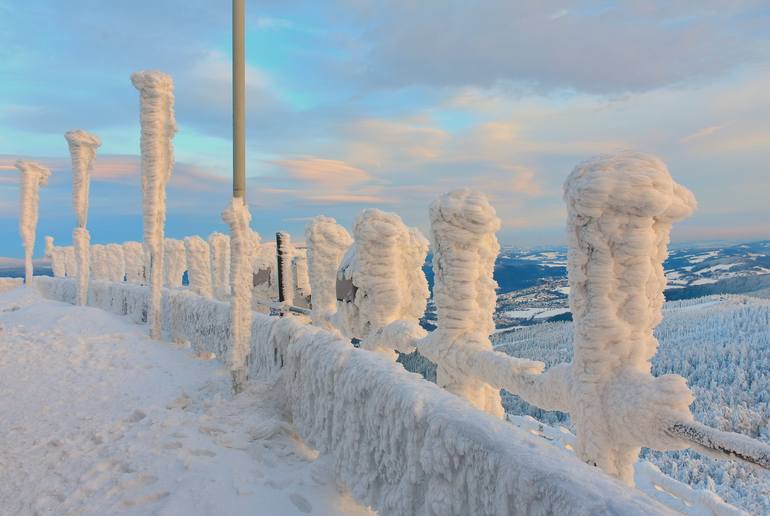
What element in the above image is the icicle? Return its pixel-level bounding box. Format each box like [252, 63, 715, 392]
[15, 161, 51, 285]
[564, 151, 697, 484]
[65, 129, 100, 304]
[184, 236, 213, 298]
[305, 216, 353, 329]
[131, 70, 176, 338]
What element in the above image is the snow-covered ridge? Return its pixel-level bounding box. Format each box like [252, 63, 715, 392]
[35, 276, 671, 515]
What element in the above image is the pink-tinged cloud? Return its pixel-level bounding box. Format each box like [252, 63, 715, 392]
[681, 125, 724, 143]
[272, 157, 371, 187]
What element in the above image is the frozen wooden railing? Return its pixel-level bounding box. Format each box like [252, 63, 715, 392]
[33, 275, 673, 515]
[299, 155, 770, 487]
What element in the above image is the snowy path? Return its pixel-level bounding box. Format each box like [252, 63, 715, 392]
[0, 287, 373, 516]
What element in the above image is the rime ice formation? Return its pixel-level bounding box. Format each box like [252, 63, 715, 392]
[276, 232, 294, 305]
[223, 198, 256, 378]
[45, 237, 66, 278]
[65, 129, 101, 305]
[63, 246, 76, 278]
[305, 216, 353, 329]
[163, 238, 186, 289]
[184, 236, 212, 298]
[561, 152, 697, 484]
[333, 209, 430, 347]
[208, 232, 231, 300]
[15, 161, 51, 285]
[104, 243, 126, 283]
[122, 242, 145, 284]
[252, 241, 278, 303]
[417, 190, 506, 417]
[131, 70, 176, 338]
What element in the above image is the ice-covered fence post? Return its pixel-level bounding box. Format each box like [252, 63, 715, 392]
[131, 70, 176, 339]
[209, 232, 231, 300]
[276, 231, 294, 305]
[123, 241, 145, 284]
[305, 216, 353, 329]
[222, 199, 256, 386]
[90, 244, 108, 281]
[564, 152, 697, 484]
[45, 236, 66, 277]
[63, 246, 76, 277]
[65, 129, 101, 304]
[292, 254, 310, 305]
[423, 189, 503, 418]
[104, 244, 126, 282]
[333, 209, 430, 358]
[163, 238, 186, 288]
[15, 161, 51, 285]
[184, 236, 213, 298]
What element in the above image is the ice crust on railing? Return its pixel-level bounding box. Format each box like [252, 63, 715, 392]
[122, 241, 145, 284]
[163, 238, 186, 289]
[131, 70, 176, 338]
[16, 160, 51, 284]
[90, 244, 109, 281]
[334, 209, 430, 343]
[208, 232, 231, 300]
[305, 216, 353, 329]
[33, 276, 675, 516]
[184, 236, 212, 298]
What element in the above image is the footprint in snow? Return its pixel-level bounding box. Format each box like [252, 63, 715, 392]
[289, 492, 313, 513]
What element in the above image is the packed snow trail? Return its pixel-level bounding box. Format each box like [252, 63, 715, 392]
[0, 287, 372, 516]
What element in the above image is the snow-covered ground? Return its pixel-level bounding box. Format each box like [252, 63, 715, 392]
[0, 286, 372, 516]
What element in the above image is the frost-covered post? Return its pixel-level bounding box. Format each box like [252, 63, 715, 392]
[334, 209, 431, 358]
[209, 232, 231, 300]
[45, 236, 66, 277]
[276, 231, 294, 305]
[123, 241, 145, 284]
[63, 246, 76, 278]
[65, 129, 100, 304]
[222, 200, 256, 386]
[131, 71, 176, 339]
[422, 189, 504, 417]
[305, 216, 353, 329]
[163, 238, 186, 288]
[564, 152, 697, 484]
[15, 161, 51, 285]
[105, 243, 126, 283]
[184, 236, 213, 298]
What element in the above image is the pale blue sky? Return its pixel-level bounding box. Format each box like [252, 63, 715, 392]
[2, 0, 770, 257]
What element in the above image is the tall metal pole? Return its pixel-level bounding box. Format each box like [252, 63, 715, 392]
[233, 0, 246, 199]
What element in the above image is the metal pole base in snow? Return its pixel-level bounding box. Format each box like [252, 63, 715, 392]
[669, 420, 770, 471]
[231, 367, 247, 394]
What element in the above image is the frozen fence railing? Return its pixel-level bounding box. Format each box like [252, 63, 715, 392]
[34, 275, 672, 515]
[302, 153, 770, 485]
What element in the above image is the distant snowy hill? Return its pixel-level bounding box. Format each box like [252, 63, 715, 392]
[494, 295, 770, 514]
[421, 239, 770, 331]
